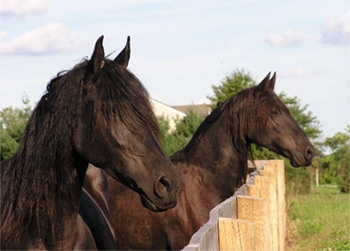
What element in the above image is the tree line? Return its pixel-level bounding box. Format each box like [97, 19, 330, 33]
[1, 69, 348, 194]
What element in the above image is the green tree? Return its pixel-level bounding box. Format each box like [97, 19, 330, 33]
[157, 109, 205, 156]
[157, 115, 184, 156]
[157, 115, 171, 144]
[323, 127, 350, 157]
[320, 127, 350, 193]
[0, 96, 33, 160]
[175, 109, 205, 140]
[208, 69, 256, 109]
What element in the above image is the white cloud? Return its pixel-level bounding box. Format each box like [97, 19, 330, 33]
[279, 66, 324, 78]
[280, 66, 306, 77]
[0, 0, 50, 18]
[0, 23, 81, 55]
[322, 11, 350, 45]
[265, 29, 307, 47]
[0, 30, 9, 40]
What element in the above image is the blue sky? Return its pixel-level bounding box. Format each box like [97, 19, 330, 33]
[0, 0, 349, 139]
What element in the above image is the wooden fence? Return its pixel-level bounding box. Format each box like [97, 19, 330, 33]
[183, 160, 286, 251]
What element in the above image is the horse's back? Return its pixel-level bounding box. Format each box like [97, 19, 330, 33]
[81, 165, 116, 250]
[83, 165, 111, 222]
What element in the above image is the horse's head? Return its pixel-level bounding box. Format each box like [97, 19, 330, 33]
[247, 72, 315, 167]
[74, 36, 180, 212]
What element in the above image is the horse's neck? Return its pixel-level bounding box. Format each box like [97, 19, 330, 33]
[165, 112, 248, 249]
[164, 162, 231, 250]
[172, 112, 243, 199]
[167, 114, 244, 237]
[175, 162, 223, 218]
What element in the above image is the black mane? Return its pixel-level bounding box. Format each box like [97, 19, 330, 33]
[176, 87, 272, 188]
[95, 60, 161, 139]
[1, 57, 160, 246]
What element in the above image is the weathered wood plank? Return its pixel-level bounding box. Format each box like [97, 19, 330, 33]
[237, 195, 271, 251]
[218, 218, 256, 251]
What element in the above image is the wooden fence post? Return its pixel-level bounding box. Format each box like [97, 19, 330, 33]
[247, 185, 260, 198]
[259, 169, 278, 251]
[253, 175, 274, 250]
[218, 218, 256, 251]
[183, 160, 287, 251]
[264, 160, 286, 251]
[254, 176, 269, 200]
[236, 196, 271, 251]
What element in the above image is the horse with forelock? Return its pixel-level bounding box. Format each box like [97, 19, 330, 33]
[0, 36, 180, 250]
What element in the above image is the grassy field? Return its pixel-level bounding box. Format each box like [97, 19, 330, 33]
[287, 186, 350, 251]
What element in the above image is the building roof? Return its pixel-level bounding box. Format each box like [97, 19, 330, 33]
[150, 99, 186, 131]
[150, 99, 212, 131]
[171, 104, 212, 116]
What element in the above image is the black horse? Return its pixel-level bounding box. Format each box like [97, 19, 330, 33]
[100, 72, 315, 250]
[0, 36, 180, 250]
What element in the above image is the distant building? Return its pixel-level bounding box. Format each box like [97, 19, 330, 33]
[171, 104, 211, 116]
[150, 99, 212, 132]
[150, 99, 186, 131]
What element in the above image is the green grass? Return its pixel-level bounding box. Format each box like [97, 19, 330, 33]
[287, 186, 350, 251]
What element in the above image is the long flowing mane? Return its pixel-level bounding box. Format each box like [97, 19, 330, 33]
[178, 86, 271, 188]
[1, 58, 160, 246]
[220, 86, 271, 186]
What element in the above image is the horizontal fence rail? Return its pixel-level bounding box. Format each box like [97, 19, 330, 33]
[183, 160, 286, 251]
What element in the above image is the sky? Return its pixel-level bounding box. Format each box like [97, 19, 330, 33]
[0, 0, 349, 139]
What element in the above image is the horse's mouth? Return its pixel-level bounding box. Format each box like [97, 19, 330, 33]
[273, 149, 301, 167]
[140, 193, 165, 212]
[279, 149, 301, 167]
[291, 154, 301, 167]
[291, 154, 313, 167]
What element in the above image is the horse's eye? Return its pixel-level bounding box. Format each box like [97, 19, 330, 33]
[271, 109, 278, 115]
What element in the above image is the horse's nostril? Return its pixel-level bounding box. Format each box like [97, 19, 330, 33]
[160, 177, 171, 190]
[305, 146, 314, 160]
[154, 176, 171, 199]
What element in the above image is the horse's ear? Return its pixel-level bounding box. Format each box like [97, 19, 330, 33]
[254, 72, 275, 97]
[88, 36, 105, 74]
[270, 72, 276, 89]
[114, 36, 131, 68]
